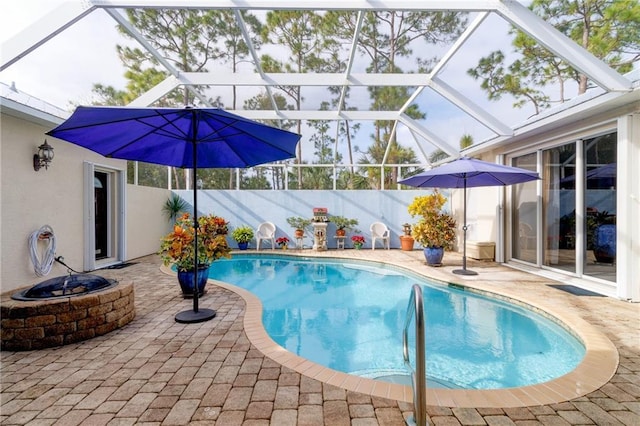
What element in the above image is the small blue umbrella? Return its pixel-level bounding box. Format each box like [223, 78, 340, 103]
[399, 157, 540, 275]
[47, 106, 301, 323]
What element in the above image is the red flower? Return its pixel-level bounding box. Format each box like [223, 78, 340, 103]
[351, 235, 365, 244]
[276, 237, 290, 245]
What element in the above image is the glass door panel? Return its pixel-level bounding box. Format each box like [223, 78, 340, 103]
[512, 153, 538, 263]
[543, 144, 576, 273]
[584, 133, 617, 282]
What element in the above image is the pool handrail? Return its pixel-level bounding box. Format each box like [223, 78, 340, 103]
[403, 283, 427, 426]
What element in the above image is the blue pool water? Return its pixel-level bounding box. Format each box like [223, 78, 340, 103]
[208, 255, 585, 389]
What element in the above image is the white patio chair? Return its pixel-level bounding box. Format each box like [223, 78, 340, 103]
[256, 222, 276, 251]
[519, 223, 536, 250]
[370, 222, 390, 250]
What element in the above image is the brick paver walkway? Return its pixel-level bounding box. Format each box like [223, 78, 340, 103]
[1, 252, 638, 425]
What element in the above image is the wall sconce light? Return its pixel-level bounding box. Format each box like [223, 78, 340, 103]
[33, 140, 54, 171]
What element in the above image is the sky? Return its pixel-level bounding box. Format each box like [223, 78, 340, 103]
[1, 1, 551, 161]
[1, 0, 128, 109]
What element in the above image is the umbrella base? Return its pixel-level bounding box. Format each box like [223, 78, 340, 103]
[453, 268, 478, 276]
[175, 308, 216, 323]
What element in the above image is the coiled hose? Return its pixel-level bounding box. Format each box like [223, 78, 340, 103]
[29, 225, 56, 276]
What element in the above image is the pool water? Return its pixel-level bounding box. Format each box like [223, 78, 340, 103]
[208, 255, 585, 389]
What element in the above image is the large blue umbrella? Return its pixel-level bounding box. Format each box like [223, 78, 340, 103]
[399, 157, 540, 275]
[47, 106, 300, 323]
[560, 162, 616, 188]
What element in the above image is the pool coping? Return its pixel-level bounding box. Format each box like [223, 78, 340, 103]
[160, 252, 619, 408]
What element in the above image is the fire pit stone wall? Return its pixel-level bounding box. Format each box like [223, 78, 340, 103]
[1, 281, 134, 351]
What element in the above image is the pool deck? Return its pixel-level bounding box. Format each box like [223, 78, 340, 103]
[1, 250, 638, 425]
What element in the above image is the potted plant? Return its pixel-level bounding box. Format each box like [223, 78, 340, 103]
[231, 225, 254, 250]
[276, 236, 290, 249]
[286, 216, 312, 238]
[330, 215, 359, 236]
[400, 223, 415, 251]
[351, 234, 365, 249]
[589, 211, 616, 263]
[162, 194, 189, 224]
[159, 212, 232, 297]
[408, 191, 456, 266]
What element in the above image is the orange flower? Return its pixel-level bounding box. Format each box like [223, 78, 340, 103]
[159, 213, 231, 271]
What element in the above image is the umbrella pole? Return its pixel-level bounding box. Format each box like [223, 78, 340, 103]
[453, 179, 478, 276]
[193, 169, 199, 313]
[176, 113, 217, 323]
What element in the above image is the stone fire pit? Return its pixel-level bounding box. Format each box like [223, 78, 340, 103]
[1, 281, 135, 351]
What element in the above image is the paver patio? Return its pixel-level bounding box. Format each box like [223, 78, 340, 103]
[1, 250, 638, 425]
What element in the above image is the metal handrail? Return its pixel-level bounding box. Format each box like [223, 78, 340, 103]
[403, 284, 427, 426]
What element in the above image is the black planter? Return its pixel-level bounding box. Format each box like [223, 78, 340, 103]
[423, 247, 444, 266]
[177, 265, 210, 298]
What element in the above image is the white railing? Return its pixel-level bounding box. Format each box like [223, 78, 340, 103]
[130, 162, 426, 190]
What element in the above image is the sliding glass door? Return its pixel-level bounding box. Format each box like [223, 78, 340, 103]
[509, 132, 616, 284]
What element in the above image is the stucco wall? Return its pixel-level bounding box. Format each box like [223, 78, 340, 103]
[1, 114, 123, 293]
[1, 111, 175, 294]
[173, 189, 459, 250]
[449, 185, 501, 244]
[126, 184, 173, 260]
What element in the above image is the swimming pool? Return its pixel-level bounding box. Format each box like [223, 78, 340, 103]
[207, 254, 585, 390]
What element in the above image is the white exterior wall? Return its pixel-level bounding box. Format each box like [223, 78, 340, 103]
[616, 112, 640, 301]
[1, 114, 119, 292]
[0, 113, 170, 294]
[174, 189, 432, 250]
[449, 179, 502, 245]
[126, 184, 173, 260]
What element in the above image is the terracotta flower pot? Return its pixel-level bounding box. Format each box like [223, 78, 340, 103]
[400, 235, 415, 251]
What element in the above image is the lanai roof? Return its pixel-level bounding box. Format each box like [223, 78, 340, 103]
[1, 0, 636, 163]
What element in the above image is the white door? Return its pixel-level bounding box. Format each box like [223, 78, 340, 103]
[83, 162, 126, 270]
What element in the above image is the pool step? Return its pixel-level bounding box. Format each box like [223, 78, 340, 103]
[373, 373, 412, 385]
[373, 373, 462, 389]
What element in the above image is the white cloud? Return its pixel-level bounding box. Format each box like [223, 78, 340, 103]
[1, 1, 127, 109]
